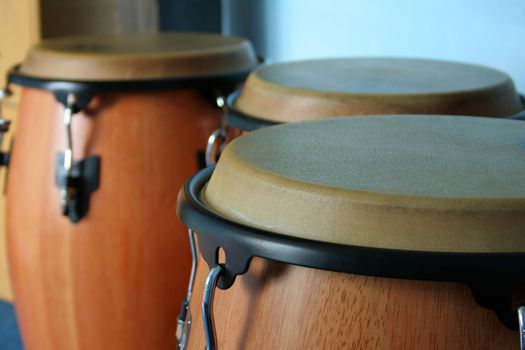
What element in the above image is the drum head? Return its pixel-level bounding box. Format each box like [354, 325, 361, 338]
[18, 33, 258, 81]
[234, 58, 523, 120]
[203, 115, 525, 253]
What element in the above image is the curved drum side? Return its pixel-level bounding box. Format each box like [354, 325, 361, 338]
[187, 257, 517, 350]
[7, 88, 220, 350]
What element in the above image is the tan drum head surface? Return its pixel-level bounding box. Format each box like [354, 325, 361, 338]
[234, 58, 524, 121]
[204, 115, 525, 253]
[18, 33, 258, 81]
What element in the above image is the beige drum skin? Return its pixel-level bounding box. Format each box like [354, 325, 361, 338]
[6, 33, 257, 350]
[234, 58, 524, 122]
[185, 115, 525, 349]
[206, 58, 525, 165]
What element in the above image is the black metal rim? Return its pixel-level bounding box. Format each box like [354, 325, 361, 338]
[224, 90, 279, 131]
[8, 64, 252, 95]
[224, 92, 525, 129]
[177, 166, 525, 329]
[177, 166, 525, 286]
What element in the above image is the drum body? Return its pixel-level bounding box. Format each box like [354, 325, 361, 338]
[179, 115, 525, 349]
[5, 33, 257, 350]
[187, 258, 516, 349]
[7, 87, 218, 350]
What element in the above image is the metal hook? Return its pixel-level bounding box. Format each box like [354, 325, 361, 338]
[205, 128, 227, 166]
[59, 93, 77, 216]
[203, 265, 223, 350]
[0, 87, 12, 167]
[204, 95, 228, 166]
[519, 306, 525, 350]
[176, 229, 199, 350]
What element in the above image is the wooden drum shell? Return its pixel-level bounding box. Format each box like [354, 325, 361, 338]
[187, 257, 517, 350]
[7, 87, 220, 350]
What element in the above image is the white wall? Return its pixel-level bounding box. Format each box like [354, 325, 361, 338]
[223, 0, 525, 92]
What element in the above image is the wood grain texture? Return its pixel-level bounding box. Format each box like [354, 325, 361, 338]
[187, 257, 517, 350]
[0, 0, 41, 301]
[7, 88, 220, 350]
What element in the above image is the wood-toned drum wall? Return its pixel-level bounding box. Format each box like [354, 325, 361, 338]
[0, 0, 159, 303]
[0, 0, 41, 301]
[188, 257, 517, 349]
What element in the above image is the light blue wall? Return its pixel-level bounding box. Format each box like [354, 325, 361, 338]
[223, 0, 525, 92]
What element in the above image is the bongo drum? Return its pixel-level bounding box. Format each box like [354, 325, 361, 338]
[4, 33, 257, 350]
[206, 58, 524, 164]
[178, 115, 525, 349]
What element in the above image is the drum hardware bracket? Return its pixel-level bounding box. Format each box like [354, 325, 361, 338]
[469, 282, 525, 330]
[176, 229, 199, 350]
[203, 94, 228, 167]
[205, 128, 227, 166]
[55, 93, 100, 223]
[518, 306, 525, 350]
[0, 120, 11, 167]
[0, 87, 12, 167]
[54, 90, 94, 113]
[55, 153, 100, 223]
[202, 264, 223, 350]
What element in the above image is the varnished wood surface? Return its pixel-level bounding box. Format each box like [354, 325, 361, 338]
[0, 0, 41, 301]
[187, 257, 517, 349]
[7, 88, 220, 350]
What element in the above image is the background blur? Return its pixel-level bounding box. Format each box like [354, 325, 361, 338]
[223, 0, 525, 91]
[0, 0, 524, 347]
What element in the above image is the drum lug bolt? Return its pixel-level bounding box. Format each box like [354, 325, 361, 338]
[55, 93, 100, 223]
[205, 128, 227, 166]
[0, 88, 12, 167]
[202, 264, 223, 350]
[519, 306, 525, 350]
[176, 229, 199, 350]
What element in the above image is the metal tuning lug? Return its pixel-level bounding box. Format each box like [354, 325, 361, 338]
[204, 94, 228, 166]
[0, 87, 12, 167]
[205, 128, 226, 166]
[176, 229, 199, 350]
[55, 93, 100, 223]
[519, 306, 525, 350]
[203, 265, 223, 350]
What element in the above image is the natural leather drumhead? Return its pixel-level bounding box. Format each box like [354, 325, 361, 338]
[204, 115, 525, 253]
[18, 33, 258, 81]
[234, 58, 523, 120]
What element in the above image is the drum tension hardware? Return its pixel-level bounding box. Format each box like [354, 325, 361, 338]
[518, 306, 525, 350]
[8, 65, 254, 222]
[177, 166, 525, 350]
[54, 91, 100, 223]
[204, 95, 227, 166]
[176, 229, 199, 350]
[0, 87, 12, 167]
[205, 91, 278, 166]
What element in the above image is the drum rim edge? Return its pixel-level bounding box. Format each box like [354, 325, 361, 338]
[176, 166, 525, 330]
[225, 89, 525, 130]
[225, 90, 278, 131]
[7, 64, 253, 94]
